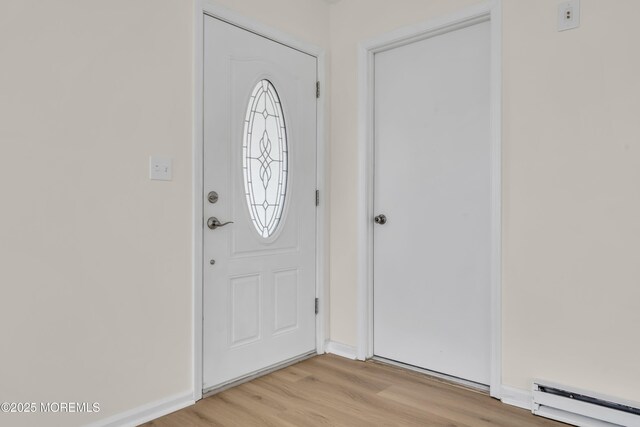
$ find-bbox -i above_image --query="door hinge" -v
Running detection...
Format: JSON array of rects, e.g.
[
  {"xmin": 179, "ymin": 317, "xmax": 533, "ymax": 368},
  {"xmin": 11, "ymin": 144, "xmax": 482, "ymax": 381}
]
[
  {"xmin": 315, "ymin": 189, "xmax": 320, "ymax": 206},
  {"xmin": 315, "ymin": 298, "xmax": 319, "ymax": 315},
  {"xmin": 316, "ymin": 81, "xmax": 320, "ymax": 98}
]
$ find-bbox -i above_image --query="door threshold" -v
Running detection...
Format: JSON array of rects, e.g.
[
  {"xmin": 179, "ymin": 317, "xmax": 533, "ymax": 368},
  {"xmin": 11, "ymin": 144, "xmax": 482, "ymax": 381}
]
[
  {"xmin": 371, "ymin": 356, "xmax": 489, "ymax": 394},
  {"xmin": 202, "ymin": 351, "xmax": 317, "ymax": 398}
]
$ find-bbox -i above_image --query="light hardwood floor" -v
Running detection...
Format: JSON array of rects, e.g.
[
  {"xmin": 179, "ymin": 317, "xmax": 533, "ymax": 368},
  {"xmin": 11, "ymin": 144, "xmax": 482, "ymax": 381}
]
[{"xmin": 143, "ymin": 355, "xmax": 566, "ymax": 426}]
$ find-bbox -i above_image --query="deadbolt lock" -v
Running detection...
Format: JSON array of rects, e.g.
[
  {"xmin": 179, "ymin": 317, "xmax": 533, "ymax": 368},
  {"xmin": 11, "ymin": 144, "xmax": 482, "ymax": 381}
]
[{"xmin": 207, "ymin": 191, "xmax": 219, "ymax": 204}]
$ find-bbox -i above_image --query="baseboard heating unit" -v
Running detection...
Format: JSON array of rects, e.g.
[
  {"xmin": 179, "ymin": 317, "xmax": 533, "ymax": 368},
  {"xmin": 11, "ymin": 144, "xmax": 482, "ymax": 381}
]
[{"xmin": 532, "ymin": 380, "xmax": 640, "ymax": 427}]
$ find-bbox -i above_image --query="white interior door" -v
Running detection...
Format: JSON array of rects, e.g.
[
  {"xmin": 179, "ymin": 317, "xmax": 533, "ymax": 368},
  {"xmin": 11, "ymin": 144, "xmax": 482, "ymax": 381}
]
[
  {"xmin": 203, "ymin": 16, "xmax": 317, "ymax": 391},
  {"xmin": 373, "ymin": 20, "xmax": 491, "ymax": 385}
]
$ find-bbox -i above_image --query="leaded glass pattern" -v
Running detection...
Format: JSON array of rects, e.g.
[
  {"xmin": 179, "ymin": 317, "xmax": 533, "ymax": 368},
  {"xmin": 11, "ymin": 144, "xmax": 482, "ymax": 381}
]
[{"xmin": 242, "ymin": 80, "xmax": 289, "ymax": 238}]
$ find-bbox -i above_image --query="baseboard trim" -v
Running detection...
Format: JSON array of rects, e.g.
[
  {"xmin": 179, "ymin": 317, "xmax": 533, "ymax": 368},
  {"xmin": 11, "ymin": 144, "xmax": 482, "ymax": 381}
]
[
  {"xmin": 86, "ymin": 390, "xmax": 194, "ymax": 427},
  {"xmin": 324, "ymin": 340, "xmax": 358, "ymax": 360},
  {"xmin": 501, "ymin": 385, "xmax": 533, "ymax": 411}
]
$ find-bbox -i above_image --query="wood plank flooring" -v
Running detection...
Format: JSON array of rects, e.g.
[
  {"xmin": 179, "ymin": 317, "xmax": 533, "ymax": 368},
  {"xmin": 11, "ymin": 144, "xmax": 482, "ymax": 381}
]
[{"xmin": 143, "ymin": 355, "xmax": 566, "ymax": 426}]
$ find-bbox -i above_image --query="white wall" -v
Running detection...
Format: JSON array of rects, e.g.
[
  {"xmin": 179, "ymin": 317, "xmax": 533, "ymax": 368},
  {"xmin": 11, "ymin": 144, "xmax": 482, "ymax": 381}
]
[
  {"xmin": 0, "ymin": 1, "xmax": 194, "ymax": 425},
  {"xmin": 2, "ymin": 0, "xmax": 639, "ymax": 424},
  {"xmin": 501, "ymin": 0, "xmax": 640, "ymax": 401},
  {"xmin": 328, "ymin": 0, "xmax": 640, "ymax": 403},
  {"xmin": 0, "ymin": 0, "xmax": 328, "ymax": 425}
]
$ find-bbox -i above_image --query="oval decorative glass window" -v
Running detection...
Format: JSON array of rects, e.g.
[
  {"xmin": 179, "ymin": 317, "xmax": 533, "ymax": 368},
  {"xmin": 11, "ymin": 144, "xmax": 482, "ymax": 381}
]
[{"xmin": 242, "ymin": 80, "xmax": 289, "ymax": 238}]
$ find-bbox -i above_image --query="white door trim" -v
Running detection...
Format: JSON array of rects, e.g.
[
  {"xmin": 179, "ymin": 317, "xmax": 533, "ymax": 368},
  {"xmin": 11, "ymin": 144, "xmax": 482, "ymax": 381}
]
[
  {"xmin": 356, "ymin": 0, "xmax": 503, "ymax": 398},
  {"xmin": 193, "ymin": 0, "xmax": 328, "ymax": 401}
]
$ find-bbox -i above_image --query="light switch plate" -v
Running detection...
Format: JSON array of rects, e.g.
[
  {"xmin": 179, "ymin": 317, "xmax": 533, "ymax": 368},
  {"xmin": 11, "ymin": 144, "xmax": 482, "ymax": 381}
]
[
  {"xmin": 149, "ymin": 156, "xmax": 172, "ymax": 181},
  {"xmin": 558, "ymin": 0, "xmax": 580, "ymax": 32}
]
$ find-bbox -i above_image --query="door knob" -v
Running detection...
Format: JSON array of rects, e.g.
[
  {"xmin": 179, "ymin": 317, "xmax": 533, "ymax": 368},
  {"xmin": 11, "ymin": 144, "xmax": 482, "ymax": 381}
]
[
  {"xmin": 374, "ymin": 214, "xmax": 387, "ymax": 225},
  {"xmin": 207, "ymin": 217, "xmax": 234, "ymax": 230}
]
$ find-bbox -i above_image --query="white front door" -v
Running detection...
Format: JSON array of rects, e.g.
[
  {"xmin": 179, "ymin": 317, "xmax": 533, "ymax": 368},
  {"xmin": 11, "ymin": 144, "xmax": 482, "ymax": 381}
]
[
  {"xmin": 373, "ymin": 20, "xmax": 491, "ymax": 385},
  {"xmin": 203, "ymin": 16, "xmax": 317, "ymax": 391}
]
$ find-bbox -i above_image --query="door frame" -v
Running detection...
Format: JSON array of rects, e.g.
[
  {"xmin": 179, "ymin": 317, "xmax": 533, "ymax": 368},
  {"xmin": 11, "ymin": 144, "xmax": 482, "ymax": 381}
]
[
  {"xmin": 356, "ymin": 0, "xmax": 503, "ymax": 398},
  {"xmin": 193, "ymin": 0, "xmax": 328, "ymax": 401}
]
